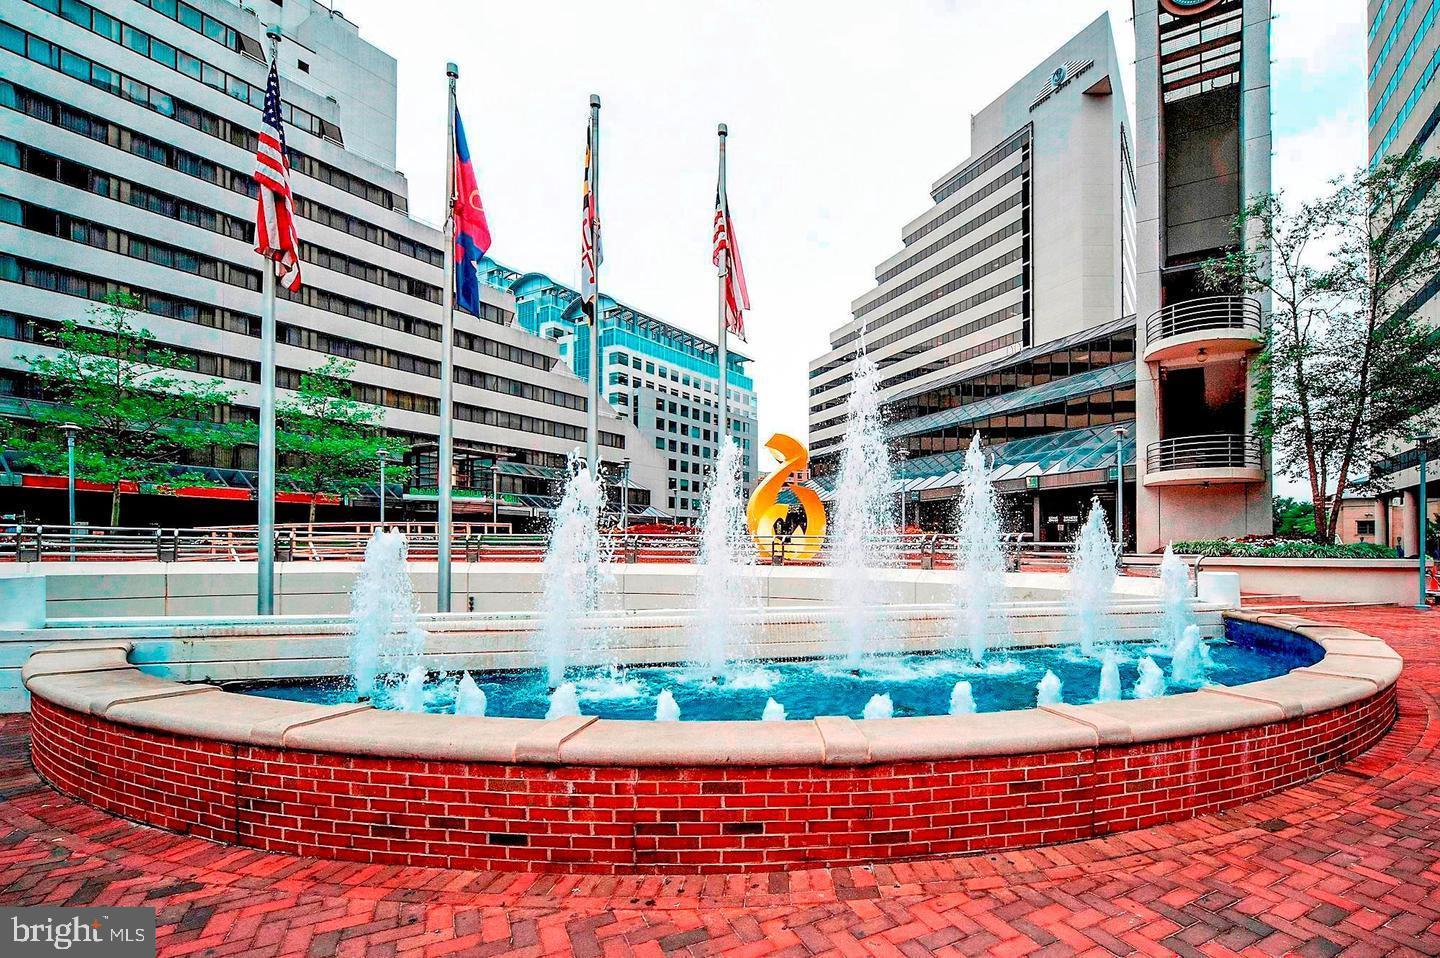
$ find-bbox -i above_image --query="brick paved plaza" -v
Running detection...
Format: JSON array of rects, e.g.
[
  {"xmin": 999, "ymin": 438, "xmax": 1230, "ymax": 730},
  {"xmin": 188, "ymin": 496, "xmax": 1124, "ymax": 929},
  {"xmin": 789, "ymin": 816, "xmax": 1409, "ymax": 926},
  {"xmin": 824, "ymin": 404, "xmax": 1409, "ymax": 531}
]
[{"xmin": 0, "ymin": 606, "xmax": 1433, "ymax": 957}]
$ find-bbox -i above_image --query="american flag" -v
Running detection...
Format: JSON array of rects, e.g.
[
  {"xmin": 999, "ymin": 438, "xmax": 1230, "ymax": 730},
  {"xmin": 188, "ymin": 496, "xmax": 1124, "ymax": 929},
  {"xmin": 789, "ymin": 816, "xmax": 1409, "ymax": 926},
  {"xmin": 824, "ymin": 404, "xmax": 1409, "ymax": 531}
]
[
  {"xmin": 713, "ymin": 188, "xmax": 749, "ymax": 340},
  {"xmin": 253, "ymin": 59, "xmax": 302, "ymax": 291},
  {"xmin": 579, "ymin": 125, "xmax": 601, "ymax": 323}
]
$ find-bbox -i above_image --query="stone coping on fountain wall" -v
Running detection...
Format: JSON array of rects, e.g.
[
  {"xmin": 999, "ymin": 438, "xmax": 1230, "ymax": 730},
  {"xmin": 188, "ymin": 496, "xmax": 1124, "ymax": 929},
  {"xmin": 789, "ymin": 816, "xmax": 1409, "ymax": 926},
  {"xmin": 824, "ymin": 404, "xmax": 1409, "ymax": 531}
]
[{"xmin": 20, "ymin": 612, "xmax": 1401, "ymax": 873}]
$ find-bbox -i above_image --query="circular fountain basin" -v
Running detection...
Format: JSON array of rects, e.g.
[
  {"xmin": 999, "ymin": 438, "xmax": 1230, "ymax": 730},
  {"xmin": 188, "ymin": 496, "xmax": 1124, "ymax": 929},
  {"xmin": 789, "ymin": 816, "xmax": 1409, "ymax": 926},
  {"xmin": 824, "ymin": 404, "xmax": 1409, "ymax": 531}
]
[{"xmin": 21, "ymin": 610, "xmax": 1399, "ymax": 874}]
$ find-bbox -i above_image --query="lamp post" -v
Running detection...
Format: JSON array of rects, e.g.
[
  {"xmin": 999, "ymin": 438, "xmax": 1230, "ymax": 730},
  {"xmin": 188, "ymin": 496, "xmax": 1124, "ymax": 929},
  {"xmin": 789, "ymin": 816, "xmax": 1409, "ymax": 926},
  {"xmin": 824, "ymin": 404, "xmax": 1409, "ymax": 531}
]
[
  {"xmin": 1417, "ymin": 435, "xmax": 1433, "ymax": 610},
  {"xmin": 491, "ymin": 463, "xmax": 499, "ymax": 532},
  {"xmin": 1114, "ymin": 425, "xmax": 1129, "ymax": 559},
  {"xmin": 620, "ymin": 457, "xmax": 631, "ymax": 531},
  {"xmin": 897, "ymin": 446, "xmax": 910, "ymax": 533},
  {"xmin": 377, "ymin": 448, "xmax": 391, "ymax": 528},
  {"xmin": 59, "ymin": 422, "xmax": 80, "ymax": 561}
]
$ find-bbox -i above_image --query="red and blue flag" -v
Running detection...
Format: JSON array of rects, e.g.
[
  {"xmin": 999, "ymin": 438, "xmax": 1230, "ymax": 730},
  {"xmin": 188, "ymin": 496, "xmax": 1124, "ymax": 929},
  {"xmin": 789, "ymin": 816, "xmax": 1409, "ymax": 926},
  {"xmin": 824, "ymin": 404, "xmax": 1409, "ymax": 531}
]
[{"xmin": 452, "ymin": 107, "xmax": 491, "ymax": 314}]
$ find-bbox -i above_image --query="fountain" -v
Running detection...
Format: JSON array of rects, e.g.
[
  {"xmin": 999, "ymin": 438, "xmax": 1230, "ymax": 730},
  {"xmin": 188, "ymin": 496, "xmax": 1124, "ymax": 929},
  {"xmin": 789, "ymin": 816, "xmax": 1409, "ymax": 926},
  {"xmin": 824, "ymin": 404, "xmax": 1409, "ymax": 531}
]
[
  {"xmin": 949, "ymin": 681, "xmax": 976, "ymax": 715},
  {"xmin": 826, "ymin": 340, "xmax": 898, "ymax": 666},
  {"xmin": 1134, "ymin": 656, "xmax": 1165, "ymax": 698},
  {"xmin": 1068, "ymin": 498, "xmax": 1116, "ymax": 657},
  {"xmin": 762, "ymin": 698, "xmax": 787, "ymax": 721},
  {"xmin": 454, "ymin": 672, "xmax": 487, "ymax": 716},
  {"xmin": 863, "ymin": 693, "xmax": 894, "ymax": 720},
  {"xmin": 689, "ymin": 438, "xmax": 757, "ymax": 674},
  {"xmin": 655, "ymin": 689, "xmax": 680, "ymax": 722},
  {"xmin": 348, "ymin": 530, "xmax": 426, "ymax": 698},
  {"xmin": 1157, "ymin": 544, "xmax": 1194, "ymax": 651},
  {"xmin": 952, "ymin": 433, "xmax": 1011, "ymax": 661},
  {"xmin": 1171, "ymin": 624, "xmax": 1210, "ymax": 685},
  {"xmin": 535, "ymin": 462, "xmax": 609, "ymax": 686},
  {"xmin": 1096, "ymin": 649, "xmax": 1121, "ymax": 702},
  {"xmin": 546, "ymin": 682, "xmax": 582, "ymax": 719},
  {"xmin": 1036, "ymin": 670, "xmax": 1063, "ymax": 706},
  {"xmin": 394, "ymin": 665, "xmax": 427, "ymax": 712}
]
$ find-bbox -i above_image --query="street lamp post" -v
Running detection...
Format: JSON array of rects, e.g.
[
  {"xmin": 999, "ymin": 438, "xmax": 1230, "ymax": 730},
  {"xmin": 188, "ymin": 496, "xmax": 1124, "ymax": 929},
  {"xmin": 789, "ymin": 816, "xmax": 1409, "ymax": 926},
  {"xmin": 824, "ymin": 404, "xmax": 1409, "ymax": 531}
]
[
  {"xmin": 1417, "ymin": 435, "xmax": 1433, "ymax": 610},
  {"xmin": 897, "ymin": 447, "xmax": 910, "ymax": 533},
  {"xmin": 377, "ymin": 449, "xmax": 391, "ymax": 528},
  {"xmin": 621, "ymin": 457, "xmax": 631, "ymax": 531},
  {"xmin": 1114, "ymin": 425, "xmax": 1129, "ymax": 559},
  {"xmin": 59, "ymin": 422, "xmax": 80, "ymax": 561}
]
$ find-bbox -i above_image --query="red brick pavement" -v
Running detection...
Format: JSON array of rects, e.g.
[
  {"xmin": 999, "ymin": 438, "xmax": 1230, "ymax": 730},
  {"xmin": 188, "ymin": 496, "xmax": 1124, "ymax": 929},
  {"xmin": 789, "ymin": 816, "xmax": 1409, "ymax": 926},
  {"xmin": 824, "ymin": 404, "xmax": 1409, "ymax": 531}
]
[{"xmin": 1, "ymin": 605, "xmax": 1437, "ymax": 957}]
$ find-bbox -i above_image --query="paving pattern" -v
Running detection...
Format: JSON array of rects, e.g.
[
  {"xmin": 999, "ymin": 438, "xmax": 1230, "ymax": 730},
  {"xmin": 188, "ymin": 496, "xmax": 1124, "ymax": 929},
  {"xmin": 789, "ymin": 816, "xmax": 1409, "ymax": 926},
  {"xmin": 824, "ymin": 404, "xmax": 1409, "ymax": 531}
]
[{"xmin": 0, "ymin": 605, "xmax": 1436, "ymax": 957}]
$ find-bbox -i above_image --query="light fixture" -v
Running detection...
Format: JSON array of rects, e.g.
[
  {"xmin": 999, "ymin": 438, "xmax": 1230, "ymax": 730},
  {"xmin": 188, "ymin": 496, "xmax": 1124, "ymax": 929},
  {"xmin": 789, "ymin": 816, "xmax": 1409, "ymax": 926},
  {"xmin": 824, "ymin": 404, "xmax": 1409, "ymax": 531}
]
[{"xmin": 1196, "ymin": 347, "xmax": 1209, "ymax": 365}]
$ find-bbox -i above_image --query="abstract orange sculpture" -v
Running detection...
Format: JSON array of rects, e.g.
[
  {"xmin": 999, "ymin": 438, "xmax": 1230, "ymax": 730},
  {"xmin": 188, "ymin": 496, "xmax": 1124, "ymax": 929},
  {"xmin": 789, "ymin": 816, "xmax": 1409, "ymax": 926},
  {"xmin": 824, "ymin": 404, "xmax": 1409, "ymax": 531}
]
[{"xmin": 746, "ymin": 433, "xmax": 827, "ymax": 561}]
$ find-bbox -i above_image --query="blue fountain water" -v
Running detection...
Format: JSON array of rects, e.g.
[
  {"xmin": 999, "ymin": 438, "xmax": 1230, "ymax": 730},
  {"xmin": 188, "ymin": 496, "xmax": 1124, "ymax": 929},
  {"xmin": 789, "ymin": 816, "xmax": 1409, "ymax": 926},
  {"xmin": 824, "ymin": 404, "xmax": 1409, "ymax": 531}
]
[{"xmin": 231, "ymin": 619, "xmax": 1321, "ymax": 721}]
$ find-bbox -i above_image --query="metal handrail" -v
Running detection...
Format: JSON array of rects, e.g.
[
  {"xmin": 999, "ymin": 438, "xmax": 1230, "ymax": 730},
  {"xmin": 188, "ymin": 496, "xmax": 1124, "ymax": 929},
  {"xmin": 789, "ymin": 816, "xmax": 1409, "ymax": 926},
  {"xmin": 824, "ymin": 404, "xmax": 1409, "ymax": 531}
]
[
  {"xmin": 1144, "ymin": 295, "xmax": 1262, "ymax": 343},
  {"xmin": 1145, "ymin": 433, "xmax": 1263, "ymax": 473}
]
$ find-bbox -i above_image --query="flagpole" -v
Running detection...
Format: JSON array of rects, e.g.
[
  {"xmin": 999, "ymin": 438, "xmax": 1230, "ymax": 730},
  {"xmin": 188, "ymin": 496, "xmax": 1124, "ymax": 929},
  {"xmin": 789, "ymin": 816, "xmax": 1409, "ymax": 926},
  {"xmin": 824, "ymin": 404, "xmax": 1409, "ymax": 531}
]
[
  {"xmin": 438, "ymin": 62, "xmax": 458, "ymax": 613},
  {"xmin": 257, "ymin": 23, "xmax": 282, "ymax": 616},
  {"xmin": 586, "ymin": 94, "xmax": 602, "ymax": 477},
  {"xmin": 716, "ymin": 123, "xmax": 729, "ymax": 459}
]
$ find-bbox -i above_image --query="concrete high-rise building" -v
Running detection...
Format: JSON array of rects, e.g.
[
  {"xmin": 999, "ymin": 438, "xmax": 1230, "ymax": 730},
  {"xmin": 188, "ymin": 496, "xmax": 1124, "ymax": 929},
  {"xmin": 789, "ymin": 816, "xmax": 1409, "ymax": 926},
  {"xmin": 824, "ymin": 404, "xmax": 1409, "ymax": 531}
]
[
  {"xmin": 479, "ymin": 258, "xmax": 758, "ymax": 524},
  {"xmin": 1131, "ymin": 0, "xmax": 1274, "ymax": 551},
  {"xmin": 806, "ymin": 14, "xmax": 1139, "ymax": 542},
  {"xmin": 0, "ymin": 0, "xmax": 665, "ymax": 526}
]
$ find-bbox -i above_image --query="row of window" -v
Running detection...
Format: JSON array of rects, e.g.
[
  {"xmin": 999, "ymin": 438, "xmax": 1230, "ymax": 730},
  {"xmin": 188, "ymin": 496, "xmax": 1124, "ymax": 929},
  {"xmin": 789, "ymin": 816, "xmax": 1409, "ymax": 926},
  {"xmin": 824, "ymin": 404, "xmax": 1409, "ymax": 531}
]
[
  {"xmin": 1369, "ymin": 0, "xmax": 1438, "ymax": 132},
  {"xmin": 820, "ymin": 274, "xmax": 1025, "ymax": 384},
  {"xmin": 132, "ymin": 0, "xmax": 263, "ymax": 60},
  {"xmin": 453, "ymin": 403, "xmax": 624, "ymax": 450},
  {"xmin": 0, "ymin": 310, "xmax": 259, "ymax": 382},
  {"xmin": 1372, "ymin": 42, "xmax": 1440, "ymax": 166},
  {"xmin": 810, "ymin": 306, "xmax": 1025, "ymax": 417},
  {"xmin": 844, "ymin": 247, "xmax": 1024, "ymax": 346},
  {"xmin": 904, "ymin": 152, "xmax": 1026, "ymax": 248},
  {"xmin": 4, "ymin": 194, "xmax": 263, "ymax": 288},
  {"xmin": 1370, "ymin": 0, "xmax": 1422, "ymax": 87},
  {"xmin": 810, "ymin": 329, "xmax": 1024, "ymax": 435},
  {"xmin": 857, "ymin": 221, "xmax": 1023, "ymax": 321},
  {"xmin": 0, "ymin": 24, "xmax": 401, "ymax": 212},
  {"xmin": 874, "ymin": 192, "xmax": 1023, "ymax": 290},
  {"xmin": 0, "ymin": 82, "xmax": 439, "ymax": 266},
  {"xmin": 452, "ymin": 329, "xmax": 555, "ymax": 375},
  {"xmin": 894, "ymin": 386, "xmax": 1137, "ymax": 457},
  {"xmin": 926, "ymin": 127, "xmax": 1030, "ymax": 210},
  {"xmin": 454, "ymin": 367, "xmax": 586, "ymax": 413}
]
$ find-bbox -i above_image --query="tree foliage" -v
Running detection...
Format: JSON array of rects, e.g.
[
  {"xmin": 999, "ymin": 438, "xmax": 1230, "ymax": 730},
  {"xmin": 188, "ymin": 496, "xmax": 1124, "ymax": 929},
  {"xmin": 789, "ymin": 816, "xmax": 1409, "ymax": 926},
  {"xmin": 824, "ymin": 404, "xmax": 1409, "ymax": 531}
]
[
  {"xmin": 1202, "ymin": 152, "xmax": 1440, "ymax": 542},
  {"xmin": 264, "ymin": 357, "xmax": 409, "ymax": 522},
  {"xmin": 1271, "ymin": 496, "xmax": 1317, "ymax": 538},
  {"xmin": 21, "ymin": 292, "xmax": 240, "ymax": 525}
]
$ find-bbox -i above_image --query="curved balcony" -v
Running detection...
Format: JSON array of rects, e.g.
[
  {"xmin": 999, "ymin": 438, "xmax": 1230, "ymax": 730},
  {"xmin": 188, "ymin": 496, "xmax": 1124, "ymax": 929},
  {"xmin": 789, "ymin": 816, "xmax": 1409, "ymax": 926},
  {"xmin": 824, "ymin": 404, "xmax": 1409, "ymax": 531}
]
[
  {"xmin": 1143, "ymin": 296, "xmax": 1263, "ymax": 363},
  {"xmin": 1143, "ymin": 433, "xmax": 1265, "ymax": 487}
]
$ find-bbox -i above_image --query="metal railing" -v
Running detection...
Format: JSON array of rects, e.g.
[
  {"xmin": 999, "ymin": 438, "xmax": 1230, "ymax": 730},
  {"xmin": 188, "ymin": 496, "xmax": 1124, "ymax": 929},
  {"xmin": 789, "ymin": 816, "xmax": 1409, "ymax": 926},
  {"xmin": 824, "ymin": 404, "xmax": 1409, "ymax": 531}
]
[
  {"xmin": 1144, "ymin": 295, "xmax": 1262, "ymax": 344},
  {"xmin": 1145, "ymin": 433, "xmax": 1263, "ymax": 473},
  {"xmin": 0, "ymin": 523, "xmax": 1079, "ymax": 568}
]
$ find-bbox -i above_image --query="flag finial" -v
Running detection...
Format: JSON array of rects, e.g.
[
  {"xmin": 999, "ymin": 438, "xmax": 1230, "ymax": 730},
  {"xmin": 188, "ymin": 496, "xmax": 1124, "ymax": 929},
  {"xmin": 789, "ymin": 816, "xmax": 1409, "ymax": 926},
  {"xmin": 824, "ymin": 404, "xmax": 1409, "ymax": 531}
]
[
  {"xmin": 446, "ymin": 62, "xmax": 459, "ymax": 79},
  {"xmin": 718, "ymin": 123, "xmax": 728, "ymax": 136},
  {"xmin": 265, "ymin": 24, "xmax": 282, "ymax": 41},
  {"xmin": 590, "ymin": 94, "xmax": 601, "ymax": 108}
]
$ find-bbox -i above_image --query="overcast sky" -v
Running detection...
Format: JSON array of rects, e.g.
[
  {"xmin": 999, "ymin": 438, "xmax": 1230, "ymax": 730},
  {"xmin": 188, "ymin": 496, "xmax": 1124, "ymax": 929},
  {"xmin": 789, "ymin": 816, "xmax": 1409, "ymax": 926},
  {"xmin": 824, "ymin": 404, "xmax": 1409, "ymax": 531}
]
[{"xmin": 341, "ymin": 0, "xmax": 1366, "ymax": 459}]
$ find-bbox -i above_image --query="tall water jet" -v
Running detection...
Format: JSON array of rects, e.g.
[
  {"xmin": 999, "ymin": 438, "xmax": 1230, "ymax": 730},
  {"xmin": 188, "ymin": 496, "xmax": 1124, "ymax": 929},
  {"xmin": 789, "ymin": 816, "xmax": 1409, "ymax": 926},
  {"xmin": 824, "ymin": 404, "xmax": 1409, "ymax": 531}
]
[
  {"xmin": 1068, "ymin": 498, "xmax": 1117, "ymax": 657},
  {"xmin": 1134, "ymin": 656, "xmax": 1166, "ymax": 698},
  {"xmin": 349, "ymin": 530, "xmax": 426, "ymax": 699},
  {"xmin": 762, "ymin": 698, "xmax": 787, "ymax": 721},
  {"xmin": 1036, "ymin": 670, "xmax": 1063, "ymax": 706},
  {"xmin": 949, "ymin": 681, "xmax": 976, "ymax": 715},
  {"xmin": 1096, "ymin": 649, "xmax": 1121, "ymax": 702},
  {"xmin": 863, "ymin": 693, "xmax": 894, "ymax": 720},
  {"xmin": 1157, "ymin": 544, "xmax": 1194, "ymax": 652},
  {"xmin": 655, "ymin": 690, "xmax": 680, "ymax": 722},
  {"xmin": 1171, "ymin": 624, "xmax": 1210, "ymax": 685},
  {"xmin": 952, "ymin": 433, "xmax": 1011, "ymax": 661},
  {"xmin": 395, "ymin": 665, "xmax": 427, "ymax": 712},
  {"xmin": 535, "ymin": 461, "xmax": 609, "ymax": 687},
  {"xmin": 826, "ymin": 341, "xmax": 897, "ymax": 666},
  {"xmin": 546, "ymin": 682, "xmax": 581, "ymax": 719},
  {"xmin": 454, "ymin": 672, "xmax": 487, "ymax": 716},
  {"xmin": 688, "ymin": 438, "xmax": 757, "ymax": 674}
]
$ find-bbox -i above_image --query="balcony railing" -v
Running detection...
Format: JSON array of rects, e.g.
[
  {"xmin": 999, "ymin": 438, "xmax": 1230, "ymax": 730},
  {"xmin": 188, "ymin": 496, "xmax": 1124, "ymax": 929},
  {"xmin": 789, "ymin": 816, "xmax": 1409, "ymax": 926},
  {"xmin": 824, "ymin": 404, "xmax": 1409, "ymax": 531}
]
[
  {"xmin": 1145, "ymin": 434, "xmax": 1263, "ymax": 474},
  {"xmin": 1145, "ymin": 295, "xmax": 1262, "ymax": 344}
]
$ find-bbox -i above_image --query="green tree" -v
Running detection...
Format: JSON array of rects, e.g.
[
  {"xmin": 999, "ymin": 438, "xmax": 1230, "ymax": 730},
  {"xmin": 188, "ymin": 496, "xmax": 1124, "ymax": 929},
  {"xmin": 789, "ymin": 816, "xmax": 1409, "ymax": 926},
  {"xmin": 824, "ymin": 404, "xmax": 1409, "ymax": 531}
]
[
  {"xmin": 1202, "ymin": 152, "xmax": 1440, "ymax": 542},
  {"xmin": 22, "ymin": 292, "xmax": 240, "ymax": 526},
  {"xmin": 1271, "ymin": 495, "xmax": 1316, "ymax": 538},
  {"xmin": 268, "ymin": 357, "xmax": 409, "ymax": 523}
]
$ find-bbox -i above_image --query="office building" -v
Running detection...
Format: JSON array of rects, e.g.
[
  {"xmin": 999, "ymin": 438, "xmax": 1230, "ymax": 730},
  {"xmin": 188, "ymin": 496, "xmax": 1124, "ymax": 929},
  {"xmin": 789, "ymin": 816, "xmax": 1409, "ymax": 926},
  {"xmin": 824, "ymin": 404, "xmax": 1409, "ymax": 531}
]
[
  {"xmin": 1131, "ymin": 0, "xmax": 1274, "ymax": 551},
  {"xmin": 479, "ymin": 258, "xmax": 758, "ymax": 523},
  {"xmin": 806, "ymin": 14, "xmax": 1139, "ymax": 542},
  {"xmin": 0, "ymin": 0, "xmax": 665, "ymax": 526}
]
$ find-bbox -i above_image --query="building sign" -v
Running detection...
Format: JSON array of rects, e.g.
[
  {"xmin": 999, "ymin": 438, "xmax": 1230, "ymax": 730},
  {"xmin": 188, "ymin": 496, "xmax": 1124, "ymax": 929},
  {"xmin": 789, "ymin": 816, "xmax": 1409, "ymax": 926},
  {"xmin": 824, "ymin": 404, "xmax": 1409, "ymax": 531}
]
[
  {"xmin": 1160, "ymin": 0, "xmax": 1226, "ymax": 15},
  {"xmin": 1029, "ymin": 58, "xmax": 1095, "ymax": 112}
]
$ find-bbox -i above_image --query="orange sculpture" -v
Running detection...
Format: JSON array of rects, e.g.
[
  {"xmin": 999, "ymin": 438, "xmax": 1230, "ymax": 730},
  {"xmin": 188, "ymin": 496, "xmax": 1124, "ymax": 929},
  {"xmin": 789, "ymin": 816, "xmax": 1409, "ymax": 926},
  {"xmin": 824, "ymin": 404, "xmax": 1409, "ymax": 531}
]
[{"xmin": 746, "ymin": 433, "xmax": 827, "ymax": 561}]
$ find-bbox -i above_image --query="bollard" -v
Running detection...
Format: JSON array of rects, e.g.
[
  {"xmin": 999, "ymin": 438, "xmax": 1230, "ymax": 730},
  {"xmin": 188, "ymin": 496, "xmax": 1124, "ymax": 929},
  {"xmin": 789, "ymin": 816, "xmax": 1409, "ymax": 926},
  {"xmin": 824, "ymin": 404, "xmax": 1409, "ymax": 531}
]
[
  {"xmin": 156, "ymin": 529, "xmax": 178, "ymax": 562},
  {"xmin": 275, "ymin": 530, "xmax": 294, "ymax": 563}
]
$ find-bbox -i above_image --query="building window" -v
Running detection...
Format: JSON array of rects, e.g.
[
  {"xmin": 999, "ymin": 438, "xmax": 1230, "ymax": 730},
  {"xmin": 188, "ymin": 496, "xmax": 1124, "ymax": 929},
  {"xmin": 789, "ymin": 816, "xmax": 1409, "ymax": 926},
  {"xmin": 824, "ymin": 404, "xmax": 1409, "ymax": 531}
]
[{"xmin": 1356, "ymin": 519, "xmax": 1376, "ymax": 537}]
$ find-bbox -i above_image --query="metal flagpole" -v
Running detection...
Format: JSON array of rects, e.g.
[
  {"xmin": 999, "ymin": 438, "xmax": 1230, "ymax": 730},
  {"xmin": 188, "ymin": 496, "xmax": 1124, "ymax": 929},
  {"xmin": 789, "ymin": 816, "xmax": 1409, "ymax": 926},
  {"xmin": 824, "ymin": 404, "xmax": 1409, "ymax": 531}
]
[
  {"xmin": 585, "ymin": 94, "xmax": 602, "ymax": 476},
  {"xmin": 716, "ymin": 123, "xmax": 729, "ymax": 458},
  {"xmin": 256, "ymin": 24, "xmax": 282, "ymax": 616},
  {"xmin": 438, "ymin": 63, "xmax": 458, "ymax": 613}
]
